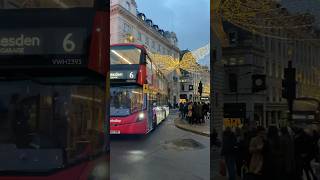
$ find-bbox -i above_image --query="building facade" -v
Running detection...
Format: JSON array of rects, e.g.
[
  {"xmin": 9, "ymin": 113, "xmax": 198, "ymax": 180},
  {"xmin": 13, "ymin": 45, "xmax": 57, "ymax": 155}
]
[
  {"xmin": 179, "ymin": 50, "xmax": 210, "ymax": 103},
  {"xmin": 110, "ymin": 0, "xmax": 180, "ymax": 106},
  {"xmin": 222, "ymin": 11, "xmax": 320, "ymax": 127}
]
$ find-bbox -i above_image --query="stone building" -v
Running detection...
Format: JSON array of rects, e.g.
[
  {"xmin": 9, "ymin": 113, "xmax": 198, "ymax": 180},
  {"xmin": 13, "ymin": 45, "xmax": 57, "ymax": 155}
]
[
  {"xmin": 222, "ymin": 9, "xmax": 320, "ymax": 127},
  {"xmin": 110, "ymin": 0, "xmax": 180, "ymax": 106}
]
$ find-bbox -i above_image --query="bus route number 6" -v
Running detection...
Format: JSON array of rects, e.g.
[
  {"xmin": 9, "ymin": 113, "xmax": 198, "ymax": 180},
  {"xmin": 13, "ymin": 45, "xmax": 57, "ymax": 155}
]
[
  {"xmin": 129, "ymin": 72, "xmax": 134, "ymax": 79},
  {"xmin": 63, "ymin": 33, "xmax": 76, "ymax": 53}
]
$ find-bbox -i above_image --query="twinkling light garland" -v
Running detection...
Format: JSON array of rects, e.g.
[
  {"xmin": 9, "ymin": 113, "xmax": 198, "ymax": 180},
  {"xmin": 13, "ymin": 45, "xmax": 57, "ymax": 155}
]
[
  {"xmin": 191, "ymin": 43, "xmax": 210, "ymax": 62},
  {"xmin": 148, "ymin": 43, "xmax": 210, "ymax": 76},
  {"xmin": 219, "ymin": 0, "xmax": 320, "ymax": 42}
]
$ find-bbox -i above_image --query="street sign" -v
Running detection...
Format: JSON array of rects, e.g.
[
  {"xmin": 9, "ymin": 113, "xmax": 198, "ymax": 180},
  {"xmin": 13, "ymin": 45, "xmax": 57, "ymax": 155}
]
[{"xmin": 143, "ymin": 84, "xmax": 149, "ymax": 93}]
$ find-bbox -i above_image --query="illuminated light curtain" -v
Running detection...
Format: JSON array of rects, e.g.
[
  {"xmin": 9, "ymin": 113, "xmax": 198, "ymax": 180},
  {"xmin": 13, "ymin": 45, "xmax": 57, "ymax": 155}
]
[{"xmin": 220, "ymin": 0, "xmax": 320, "ymax": 42}]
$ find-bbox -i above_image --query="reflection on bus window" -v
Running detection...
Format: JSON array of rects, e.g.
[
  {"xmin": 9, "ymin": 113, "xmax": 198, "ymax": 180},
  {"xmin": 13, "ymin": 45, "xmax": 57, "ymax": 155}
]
[
  {"xmin": 0, "ymin": 0, "xmax": 94, "ymax": 9},
  {"xmin": 110, "ymin": 46, "xmax": 141, "ymax": 65},
  {"xmin": 0, "ymin": 76, "xmax": 106, "ymax": 172},
  {"xmin": 110, "ymin": 86, "xmax": 143, "ymax": 116}
]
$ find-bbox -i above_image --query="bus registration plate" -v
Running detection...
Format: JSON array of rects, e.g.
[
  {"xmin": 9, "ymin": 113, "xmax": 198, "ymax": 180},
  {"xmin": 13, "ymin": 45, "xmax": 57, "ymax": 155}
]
[{"xmin": 110, "ymin": 130, "xmax": 120, "ymax": 134}]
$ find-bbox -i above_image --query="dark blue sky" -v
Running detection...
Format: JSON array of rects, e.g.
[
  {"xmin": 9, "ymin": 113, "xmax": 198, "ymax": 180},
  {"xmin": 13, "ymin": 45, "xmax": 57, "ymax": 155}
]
[{"xmin": 135, "ymin": 0, "xmax": 210, "ymax": 65}]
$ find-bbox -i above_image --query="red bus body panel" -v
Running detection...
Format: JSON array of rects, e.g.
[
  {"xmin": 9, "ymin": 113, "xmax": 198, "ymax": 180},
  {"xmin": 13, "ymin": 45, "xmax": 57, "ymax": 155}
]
[
  {"xmin": 137, "ymin": 65, "xmax": 146, "ymax": 85},
  {"xmin": 0, "ymin": 156, "xmax": 108, "ymax": 180},
  {"xmin": 110, "ymin": 111, "xmax": 148, "ymax": 134},
  {"xmin": 88, "ymin": 11, "xmax": 109, "ymax": 76}
]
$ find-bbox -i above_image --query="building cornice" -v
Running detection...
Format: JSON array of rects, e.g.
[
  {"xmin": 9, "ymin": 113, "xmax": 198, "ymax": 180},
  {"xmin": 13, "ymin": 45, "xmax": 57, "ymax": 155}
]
[{"xmin": 110, "ymin": 4, "xmax": 179, "ymax": 52}]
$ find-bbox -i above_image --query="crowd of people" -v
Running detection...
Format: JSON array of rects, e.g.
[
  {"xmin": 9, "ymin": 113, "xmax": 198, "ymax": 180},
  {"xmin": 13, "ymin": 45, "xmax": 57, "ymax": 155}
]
[
  {"xmin": 178, "ymin": 101, "xmax": 210, "ymax": 124},
  {"xmin": 220, "ymin": 125, "xmax": 320, "ymax": 180}
]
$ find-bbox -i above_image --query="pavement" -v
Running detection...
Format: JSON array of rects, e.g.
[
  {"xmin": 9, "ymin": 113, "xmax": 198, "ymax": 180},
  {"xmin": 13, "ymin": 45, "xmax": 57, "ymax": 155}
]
[
  {"xmin": 110, "ymin": 111, "xmax": 210, "ymax": 180},
  {"xmin": 211, "ymin": 146, "xmax": 221, "ymax": 180},
  {"xmin": 174, "ymin": 113, "xmax": 210, "ymax": 137}
]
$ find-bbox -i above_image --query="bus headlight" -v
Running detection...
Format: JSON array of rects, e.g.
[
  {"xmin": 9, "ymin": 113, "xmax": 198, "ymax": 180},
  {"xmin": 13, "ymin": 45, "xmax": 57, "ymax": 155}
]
[{"xmin": 137, "ymin": 112, "xmax": 144, "ymax": 121}]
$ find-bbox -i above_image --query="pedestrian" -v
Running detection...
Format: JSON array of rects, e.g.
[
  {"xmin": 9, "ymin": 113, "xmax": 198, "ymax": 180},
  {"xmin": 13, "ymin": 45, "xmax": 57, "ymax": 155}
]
[
  {"xmin": 179, "ymin": 102, "xmax": 184, "ymax": 118},
  {"xmin": 247, "ymin": 126, "xmax": 266, "ymax": 180},
  {"xmin": 221, "ymin": 127, "xmax": 238, "ymax": 180},
  {"xmin": 203, "ymin": 102, "xmax": 208, "ymax": 123},
  {"xmin": 197, "ymin": 102, "xmax": 203, "ymax": 124},
  {"xmin": 302, "ymin": 128, "xmax": 318, "ymax": 180},
  {"xmin": 239, "ymin": 128, "xmax": 250, "ymax": 180},
  {"xmin": 264, "ymin": 126, "xmax": 282, "ymax": 180},
  {"xmin": 192, "ymin": 102, "xmax": 198, "ymax": 124},
  {"xmin": 187, "ymin": 102, "xmax": 193, "ymax": 124},
  {"xmin": 234, "ymin": 127, "xmax": 243, "ymax": 178},
  {"xmin": 294, "ymin": 127, "xmax": 306, "ymax": 180},
  {"xmin": 183, "ymin": 101, "xmax": 188, "ymax": 120},
  {"xmin": 279, "ymin": 127, "xmax": 295, "ymax": 180}
]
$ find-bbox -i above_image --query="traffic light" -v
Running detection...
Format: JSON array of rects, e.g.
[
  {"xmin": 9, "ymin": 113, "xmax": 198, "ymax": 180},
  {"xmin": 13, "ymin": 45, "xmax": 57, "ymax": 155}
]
[
  {"xmin": 198, "ymin": 81, "xmax": 203, "ymax": 96},
  {"xmin": 252, "ymin": 74, "xmax": 266, "ymax": 93},
  {"xmin": 282, "ymin": 79, "xmax": 289, "ymax": 98},
  {"xmin": 282, "ymin": 63, "xmax": 296, "ymax": 99}
]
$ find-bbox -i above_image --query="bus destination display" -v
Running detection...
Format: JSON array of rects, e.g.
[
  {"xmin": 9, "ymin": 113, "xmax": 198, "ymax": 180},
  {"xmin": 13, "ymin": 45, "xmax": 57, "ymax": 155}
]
[{"xmin": 0, "ymin": 28, "xmax": 86, "ymax": 55}]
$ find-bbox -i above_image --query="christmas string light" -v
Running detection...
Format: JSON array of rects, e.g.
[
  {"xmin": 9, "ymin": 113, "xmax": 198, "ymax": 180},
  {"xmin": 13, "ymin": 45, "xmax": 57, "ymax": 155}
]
[
  {"xmin": 148, "ymin": 42, "xmax": 211, "ymax": 77},
  {"xmin": 218, "ymin": 0, "xmax": 320, "ymax": 42}
]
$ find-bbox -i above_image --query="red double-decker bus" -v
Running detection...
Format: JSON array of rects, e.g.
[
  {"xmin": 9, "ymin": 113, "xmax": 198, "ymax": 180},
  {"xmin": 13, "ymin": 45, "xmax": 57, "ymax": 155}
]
[
  {"xmin": 0, "ymin": 0, "xmax": 109, "ymax": 179},
  {"xmin": 110, "ymin": 43, "xmax": 169, "ymax": 135}
]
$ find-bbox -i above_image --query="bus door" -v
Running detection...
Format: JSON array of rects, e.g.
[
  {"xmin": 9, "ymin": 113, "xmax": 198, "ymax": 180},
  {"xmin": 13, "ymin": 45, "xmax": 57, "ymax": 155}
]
[
  {"xmin": 144, "ymin": 93, "xmax": 151, "ymax": 131},
  {"xmin": 147, "ymin": 93, "xmax": 154, "ymax": 129}
]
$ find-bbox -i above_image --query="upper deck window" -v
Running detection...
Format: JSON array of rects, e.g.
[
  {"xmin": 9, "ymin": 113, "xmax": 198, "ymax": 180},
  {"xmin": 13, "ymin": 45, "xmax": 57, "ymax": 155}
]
[{"xmin": 111, "ymin": 45, "xmax": 142, "ymax": 65}]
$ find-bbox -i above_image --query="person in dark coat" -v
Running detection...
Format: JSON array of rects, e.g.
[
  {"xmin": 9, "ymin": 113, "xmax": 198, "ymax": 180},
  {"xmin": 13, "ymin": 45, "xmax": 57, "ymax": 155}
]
[
  {"xmin": 302, "ymin": 129, "xmax": 318, "ymax": 180},
  {"xmin": 265, "ymin": 126, "xmax": 282, "ymax": 180},
  {"xmin": 179, "ymin": 102, "xmax": 184, "ymax": 118},
  {"xmin": 197, "ymin": 102, "xmax": 203, "ymax": 124},
  {"xmin": 279, "ymin": 127, "xmax": 295, "ymax": 180},
  {"xmin": 192, "ymin": 102, "xmax": 198, "ymax": 124},
  {"xmin": 183, "ymin": 102, "xmax": 188, "ymax": 120},
  {"xmin": 234, "ymin": 127, "xmax": 243, "ymax": 178},
  {"xmin": 294, "ymin": 127, "xmax": 306, "ymax": 180},
  {"xmin": 221, "ymin": 127, "xmax": 237, "ymax": 180}
]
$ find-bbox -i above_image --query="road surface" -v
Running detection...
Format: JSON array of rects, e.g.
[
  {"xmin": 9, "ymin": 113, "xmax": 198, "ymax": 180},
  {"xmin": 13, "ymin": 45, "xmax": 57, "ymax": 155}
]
[{"xmin": 110, "ymin": 110, "xmax": 210, "ymax": 180}]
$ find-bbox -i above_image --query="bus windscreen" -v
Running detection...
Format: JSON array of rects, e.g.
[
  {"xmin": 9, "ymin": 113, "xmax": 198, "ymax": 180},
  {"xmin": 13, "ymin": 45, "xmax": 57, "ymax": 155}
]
[
  {"xmin": 110, "ymin": 86, "xmax": 144, "ymax": 116},
  {"xmin": 1, "ymin": 0, "xmax": 94, "ymax": 9}
]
